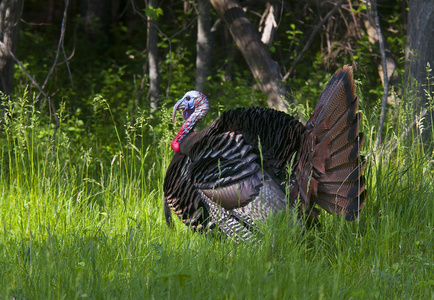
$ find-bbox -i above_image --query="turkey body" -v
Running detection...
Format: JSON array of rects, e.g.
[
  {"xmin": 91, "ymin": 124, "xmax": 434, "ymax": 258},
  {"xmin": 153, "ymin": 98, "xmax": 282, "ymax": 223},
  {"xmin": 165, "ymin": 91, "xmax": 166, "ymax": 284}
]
[{"xmin": 164, "ymin": 66, "xmax": 366, "ymax": 241}]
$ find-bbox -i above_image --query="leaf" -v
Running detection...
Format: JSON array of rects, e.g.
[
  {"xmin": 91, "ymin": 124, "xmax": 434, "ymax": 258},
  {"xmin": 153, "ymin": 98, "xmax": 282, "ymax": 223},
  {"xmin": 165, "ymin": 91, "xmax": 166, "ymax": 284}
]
[{"xmin": 144, "ymin": 6, "xmax": 163, "ymax": 20}]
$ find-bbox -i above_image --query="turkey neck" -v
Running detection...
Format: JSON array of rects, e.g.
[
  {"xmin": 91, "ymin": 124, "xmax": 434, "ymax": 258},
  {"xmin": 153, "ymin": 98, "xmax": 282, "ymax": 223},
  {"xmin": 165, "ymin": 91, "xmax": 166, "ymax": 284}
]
[{"xmin": 179, "ymin": 130, "xmax": 208, "ymax": 155}]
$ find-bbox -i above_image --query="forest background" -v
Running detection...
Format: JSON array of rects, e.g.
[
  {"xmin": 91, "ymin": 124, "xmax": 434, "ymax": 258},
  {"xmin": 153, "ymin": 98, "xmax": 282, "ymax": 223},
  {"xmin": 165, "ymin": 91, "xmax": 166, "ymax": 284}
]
[{"xmin": 0, "ymin": 0, "xmax": 433, "ymax": 298}]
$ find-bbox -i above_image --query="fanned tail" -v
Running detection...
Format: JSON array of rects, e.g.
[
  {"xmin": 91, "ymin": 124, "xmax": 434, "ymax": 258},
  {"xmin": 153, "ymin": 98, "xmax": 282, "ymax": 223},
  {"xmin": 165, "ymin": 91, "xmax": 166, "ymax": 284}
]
[{"xmin": 292, "ymin": 66, "xmax": 366, "ymax": 221}]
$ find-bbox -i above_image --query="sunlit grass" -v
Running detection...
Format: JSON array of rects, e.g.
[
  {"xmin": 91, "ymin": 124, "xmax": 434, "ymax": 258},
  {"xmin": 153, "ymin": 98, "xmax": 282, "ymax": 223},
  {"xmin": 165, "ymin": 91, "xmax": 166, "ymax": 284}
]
[{"xmin": 0, "ymin": 89, "xmax": 433, "ymax": 299}]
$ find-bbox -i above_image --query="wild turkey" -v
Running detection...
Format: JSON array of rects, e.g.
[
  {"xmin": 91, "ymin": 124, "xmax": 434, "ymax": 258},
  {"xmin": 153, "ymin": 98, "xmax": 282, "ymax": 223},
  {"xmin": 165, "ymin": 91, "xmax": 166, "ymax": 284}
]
[{"xmin": 164, "ymin": 66, "xmax": 366, "ymax": 241}]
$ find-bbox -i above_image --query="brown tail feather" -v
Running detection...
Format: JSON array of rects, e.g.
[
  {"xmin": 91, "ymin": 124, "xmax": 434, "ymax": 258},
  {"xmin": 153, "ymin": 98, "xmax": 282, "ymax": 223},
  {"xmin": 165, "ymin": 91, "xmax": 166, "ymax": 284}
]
[
  {"xmin": 312, "ymin": 190, "xmax": 365, "ymax": 221},
  {"xmin": 308, "ymin": 66, "xmax": 357, "ymax": 134},
  {"xmin": 313, "ymin": 193, "xmax": 357, "ymax": 210},
  {"xmin": 293, "ymin": 66, "xmax": 366, "ymax": 220},
  {"xmin": 325, "ymin": 136, "xmax": 365, "ymax": 170},
  {"xmin": 329, "ymin": 120, "xmax": 362, "ymax": 154},
  {"xmin": 317, "ymin": 158, "xmax": 366, "ymax": 182},
  {"xmin": 313, "ymin": 98, "xmax": 358, "ymax": 143},
  {"xmin": 317, "ymin": 179, "xmax": 366, "ymax": 198}
]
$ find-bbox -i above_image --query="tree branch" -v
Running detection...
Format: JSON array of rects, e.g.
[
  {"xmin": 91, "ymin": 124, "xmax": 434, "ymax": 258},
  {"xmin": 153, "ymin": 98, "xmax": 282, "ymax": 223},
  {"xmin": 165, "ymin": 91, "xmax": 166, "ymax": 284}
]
[
  {"xmin": 0, "ymin": 41, "xmax": 45, "ymax": 97},
  {"xmin": 36, "ymin": 0, "xmax": 72, "ymax": 103},
  {"xmin": 282, "ymin": 0, "xmax": 344, "ymax": 81},
  {"xmin": 0, "ymin": 40, "xmax": 60, "ymax": 142}
]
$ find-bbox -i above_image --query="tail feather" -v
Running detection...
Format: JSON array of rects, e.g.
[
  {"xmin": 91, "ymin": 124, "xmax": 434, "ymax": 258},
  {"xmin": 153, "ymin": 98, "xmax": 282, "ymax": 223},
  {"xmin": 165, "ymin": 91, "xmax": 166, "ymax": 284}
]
[
  {"xmin": 308, "ymin": 67, "xmax": 357, "ymax": 134},
  {"xmin": 328, "ymin": 118, "xmax": 361, "ymax": 155},
  {"xmin": 317, "ymin": 179, "xmax": 366, "ymax": 198},
  {"xmin": 312, "ymin": 190, "xmax": 365, "ymax": 221},
  {"xmin": 313, "ymin": 193, "xmax": 355, "ymax": 211},
  {"xmin": 317, "ymin": 158, "xmax": 366, "ymax": 182},
  {"xmin": 325, "ymin": 135, "xmax": 364, "ymax": 170},
  {"xmin": 315, "ymin": 110, "xmax": 357, "ymax": 141},
  {"xmin": 293, "ymin": 65, "xmax": 366, "ymax": 221}
]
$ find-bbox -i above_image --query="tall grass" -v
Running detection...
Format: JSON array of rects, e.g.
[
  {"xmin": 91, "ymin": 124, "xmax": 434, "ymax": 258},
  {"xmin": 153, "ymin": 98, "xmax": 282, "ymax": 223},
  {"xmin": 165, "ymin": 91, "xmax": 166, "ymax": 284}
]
[{"xmin": 0, "ymin": 86, "xmax": 433, "ymax": 299}]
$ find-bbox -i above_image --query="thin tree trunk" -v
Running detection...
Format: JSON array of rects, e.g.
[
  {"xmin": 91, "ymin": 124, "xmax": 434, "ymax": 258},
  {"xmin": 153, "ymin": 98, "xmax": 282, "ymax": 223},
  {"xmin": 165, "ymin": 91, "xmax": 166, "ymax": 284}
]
[
  {"xmin": 363, "ymin": 9, "xmax": 399, "ymax": 88},
  {"xmin": 405, "ymin": 0, "xmax": 434, "ymax": 101},
  {"xmin": 147, "ymin": 0, "xmax": 160, "ymax": 111},
  {"xmin": 370, "ymin": 0, "xmax": 389, "ymax": 153},
  {"xmin": 405, "ymin": 0, "xmax": 434, "ymax": 141},
  {"xmin": 82, "ymin": 0, "xmax": 111, "ymax": 42},
  {"xmin": 0, "ymin": 0, "xmax": 23, "ymax": 95},
  {"xmin": 222, "ymin": 27, "xmax": 235, "ymax": 82},
  {"xmin": 210, "ymin": 0, "xmax": 287, "ymax": 112},
  {"xmin": 195, "ymin": 0, "xmax": 212, "ymax": 92}
]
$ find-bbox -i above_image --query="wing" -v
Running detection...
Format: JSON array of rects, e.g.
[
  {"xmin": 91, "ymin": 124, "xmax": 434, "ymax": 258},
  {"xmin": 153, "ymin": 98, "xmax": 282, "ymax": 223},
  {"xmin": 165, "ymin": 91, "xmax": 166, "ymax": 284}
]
[
  {"xmin": 164, "ymin": 150, "xmax": 260, "ymax": 241},
  {"xmin": 188, "ymin": 131, "xmax": 264, "ymax": 210},
  {"xmin": 186, "ymin": 107, "xmax": 306, "ymax": 215},
  {"xmin": 164, "ymin": 152, "xmax": 210, "ymax": 230}
]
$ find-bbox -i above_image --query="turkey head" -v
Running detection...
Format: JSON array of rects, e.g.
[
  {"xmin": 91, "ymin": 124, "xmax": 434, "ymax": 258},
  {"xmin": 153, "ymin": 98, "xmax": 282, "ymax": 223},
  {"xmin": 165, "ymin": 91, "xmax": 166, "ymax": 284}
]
[{"xmin": 170, "ymin": 90, "xmax": 209, "ymax": 153}]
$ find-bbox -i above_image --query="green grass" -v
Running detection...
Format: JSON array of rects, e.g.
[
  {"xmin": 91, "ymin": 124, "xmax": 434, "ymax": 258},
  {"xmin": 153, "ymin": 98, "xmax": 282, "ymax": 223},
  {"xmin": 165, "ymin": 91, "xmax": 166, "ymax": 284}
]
[{"xmin": 0, "ymin": 91, "xmax": 433, "ymax": 299}]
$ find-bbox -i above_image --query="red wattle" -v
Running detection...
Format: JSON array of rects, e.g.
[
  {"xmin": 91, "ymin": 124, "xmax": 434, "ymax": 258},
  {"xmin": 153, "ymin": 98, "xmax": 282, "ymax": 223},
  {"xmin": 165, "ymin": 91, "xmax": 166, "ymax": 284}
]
[
  {"xmin": 171, "ymin": 127, "xmax": 186, "ymax": 152},
  {"xmin": 171, "ymin": 139, "xmax": 181, "ymax": 152}
]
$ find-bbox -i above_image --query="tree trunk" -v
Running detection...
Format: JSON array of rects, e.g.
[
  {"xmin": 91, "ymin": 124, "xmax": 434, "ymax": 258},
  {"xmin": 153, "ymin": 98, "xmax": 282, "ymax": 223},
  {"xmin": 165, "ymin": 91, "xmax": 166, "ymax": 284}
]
[
  {"xmin": 210, "ymin": 0, "xmax": 287, "ymax": 112},
  {"xmin": 0, "ymin": 0, "xmax": 23, "ymax": 95},
  {"xmin": 195, "ymin": 0, "xmax": 212, "ymax": 92},
  {"xmin": 147, "ymin": 0, "xmax": 160, "ymax": 111},
  {"xmin": 82, "ymin": 0, "xmax": 112, "ymax": 43},
  {"xmin": 405, "ymin": 0, "xmax": 434, "ymax": 140},
  {"xmin": 222, "ymin": 27, "xmax": 235, "ymax": 82}
]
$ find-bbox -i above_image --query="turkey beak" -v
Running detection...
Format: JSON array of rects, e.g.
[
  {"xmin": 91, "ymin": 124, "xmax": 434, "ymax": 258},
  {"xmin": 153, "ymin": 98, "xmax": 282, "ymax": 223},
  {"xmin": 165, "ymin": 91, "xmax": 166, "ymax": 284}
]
[{"xmin": 172, "ymin": 99, "xmax": 185, "ymax": 122}]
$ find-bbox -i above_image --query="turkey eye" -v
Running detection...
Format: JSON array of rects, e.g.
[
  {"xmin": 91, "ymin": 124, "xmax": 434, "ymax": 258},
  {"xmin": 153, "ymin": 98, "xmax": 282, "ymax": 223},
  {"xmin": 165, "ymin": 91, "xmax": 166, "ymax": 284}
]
[{"xmin": 186, "ymin": 96, "xmax": 191, "ymax": 100}]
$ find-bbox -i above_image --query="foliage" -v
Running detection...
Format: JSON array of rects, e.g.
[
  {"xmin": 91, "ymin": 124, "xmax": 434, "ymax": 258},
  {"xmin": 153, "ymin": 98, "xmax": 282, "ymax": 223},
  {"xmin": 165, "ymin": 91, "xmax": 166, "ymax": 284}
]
[
  {"xmin": 13, "ymin": 0, "xmax": 409, "ymax": 160},
  {"xmin": 1, "ymin": 79, "xmax": 433, "ymax": 297},
  {"xmin": 1, "ymin": 0, "xmax": 432, "ymax": 298}
]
